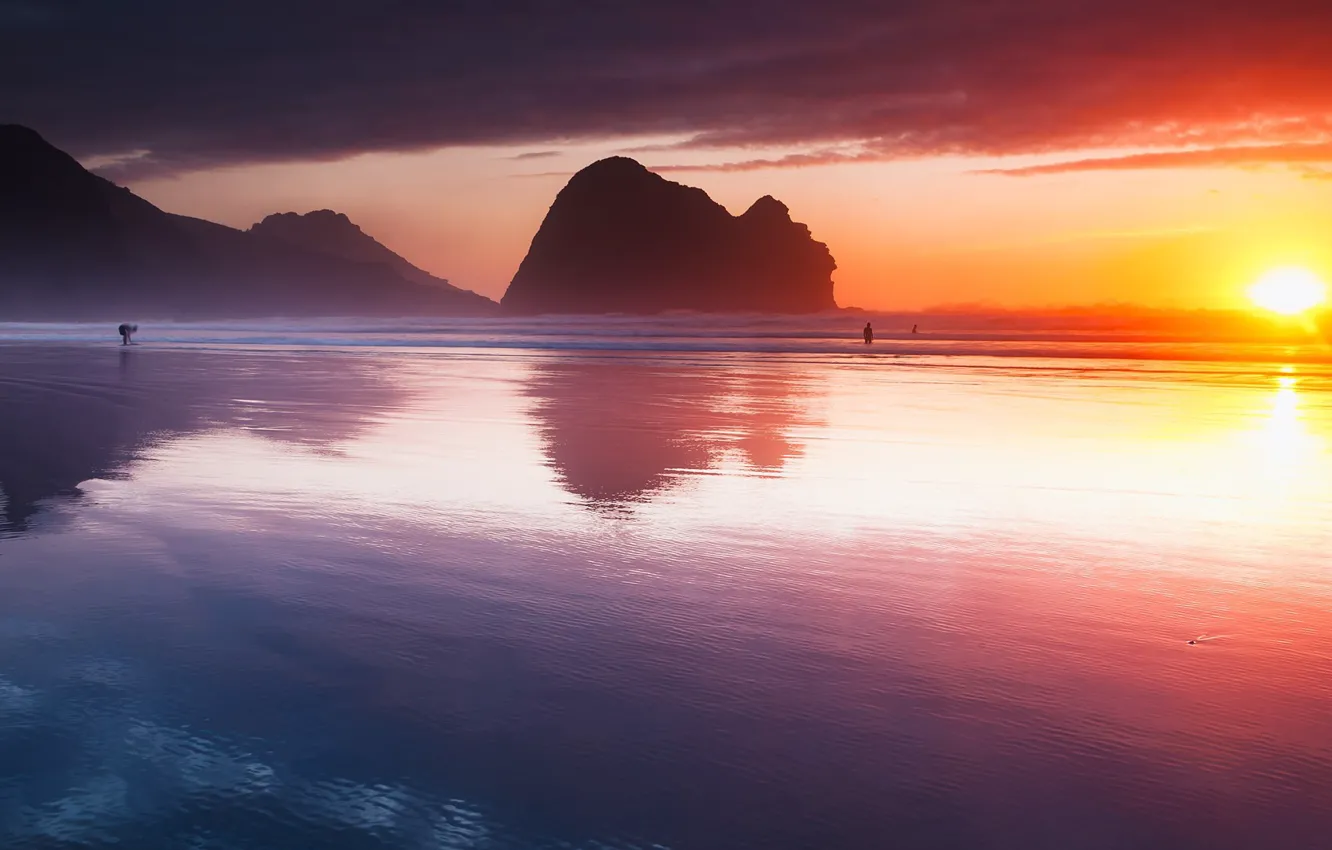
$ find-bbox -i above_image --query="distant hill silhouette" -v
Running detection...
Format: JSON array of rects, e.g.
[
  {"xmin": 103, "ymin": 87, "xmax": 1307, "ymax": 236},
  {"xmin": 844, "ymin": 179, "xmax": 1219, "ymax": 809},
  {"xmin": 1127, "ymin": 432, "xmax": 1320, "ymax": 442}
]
[
  {"xmin": 250, "ymin": 210, "xmax": 493, "ymax": 310},
  {"xmin": 501, "ymin": 157, "xmax": 837, "ymax": 314},
  {"xmin": 0, "ymin": 125, "xmax": 497, "ymax": 318}
]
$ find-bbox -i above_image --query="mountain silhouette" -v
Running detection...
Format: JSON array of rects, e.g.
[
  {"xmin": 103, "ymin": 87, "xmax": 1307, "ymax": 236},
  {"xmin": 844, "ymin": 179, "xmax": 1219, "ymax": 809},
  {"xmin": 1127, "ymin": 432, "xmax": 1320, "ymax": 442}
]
[
  {"xmin": 250, "ymin": 210, "xmax": 494, "ymax": 310},
  {"xmin": 501, "ymin": 157, "xmax": 837, "ymax": 314},
  {"xmin": 525, "ymin": 359, "xmax": 814, "ymax": 511},
  {"xmin": 0, "ymin": 125, "xmax": 497, "ymax": 318}
]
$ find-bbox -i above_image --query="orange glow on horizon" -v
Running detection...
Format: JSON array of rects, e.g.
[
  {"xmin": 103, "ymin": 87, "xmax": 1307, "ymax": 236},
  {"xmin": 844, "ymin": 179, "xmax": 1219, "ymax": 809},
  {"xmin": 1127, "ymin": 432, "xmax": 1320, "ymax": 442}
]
[{"xmin": 123, "ymin": 142, "xmax": 1332, "ymax": 311}]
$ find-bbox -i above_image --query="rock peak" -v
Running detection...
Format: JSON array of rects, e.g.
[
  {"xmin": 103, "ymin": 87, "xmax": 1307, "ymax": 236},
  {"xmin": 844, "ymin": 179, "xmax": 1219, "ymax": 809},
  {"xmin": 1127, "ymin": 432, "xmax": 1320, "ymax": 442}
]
[
  {"xmin": 256, "ymin": 209, "xmax": 362, "ymax": 234},
  {"xmin": 502, "ymin": 161, "xmax": 836, "ymax": 314},
  {"xmin": 741, "ymin": 195, "xmax": 792, "ymax": 220},
  {"xmin": 575, "ymin": 156, "xmax": 654, "ymax": 177},
  {"xmin": 0, "ymin": 124, "xmax": 51, "ymax": 147},
  {"xmin": 0, "ymin": 124, "xmax": 87, "ymax": 176}
]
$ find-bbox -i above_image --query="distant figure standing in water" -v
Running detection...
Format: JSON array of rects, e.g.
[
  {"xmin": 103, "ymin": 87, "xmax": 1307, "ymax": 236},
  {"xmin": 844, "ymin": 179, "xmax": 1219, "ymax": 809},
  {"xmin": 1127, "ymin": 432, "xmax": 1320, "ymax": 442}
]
[
  {"xmin": 863, "ymin": 322, "xmax": 873, "ymax": 344},
  {"xmin": 911, "ymin": 324, "xmax": 918, "ymax": 334},
  {"xmin": 118, "ymin": 323, "xmax": 137, "ymax": 345}
]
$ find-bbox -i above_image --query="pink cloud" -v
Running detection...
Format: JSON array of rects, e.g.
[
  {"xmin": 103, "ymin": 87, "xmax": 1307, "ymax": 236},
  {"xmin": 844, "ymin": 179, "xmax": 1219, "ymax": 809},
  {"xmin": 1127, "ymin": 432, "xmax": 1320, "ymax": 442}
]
[{"xmin": 973, "ymin": 143, "xmax": 1332, "ymax": 176}]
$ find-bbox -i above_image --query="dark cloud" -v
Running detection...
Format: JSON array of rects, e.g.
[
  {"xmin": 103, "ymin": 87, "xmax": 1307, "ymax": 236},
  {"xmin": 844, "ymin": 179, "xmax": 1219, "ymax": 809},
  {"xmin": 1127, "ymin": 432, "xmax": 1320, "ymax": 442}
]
[
  {"xmin": 0, "ymin": 1, "xmax": 58, "ymax": 26},
  {"xmin": 509, "ymin": 150, "xmax": 562, "ymax": 160},
  {"xmin": 5, "ymin": 0, "xmax": 1332, "ymax": 177}
]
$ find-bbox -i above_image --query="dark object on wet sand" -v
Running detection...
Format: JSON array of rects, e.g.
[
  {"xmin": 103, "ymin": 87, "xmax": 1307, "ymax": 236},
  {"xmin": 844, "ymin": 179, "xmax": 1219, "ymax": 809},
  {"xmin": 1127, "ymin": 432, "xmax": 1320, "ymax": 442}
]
[
  {"xmin": 117, "ymin": 323, "xmax": 137, "ymax": 344},
  {"xmin": 502, "ymin": 157, "xmax": 837, "ymax": 314}
]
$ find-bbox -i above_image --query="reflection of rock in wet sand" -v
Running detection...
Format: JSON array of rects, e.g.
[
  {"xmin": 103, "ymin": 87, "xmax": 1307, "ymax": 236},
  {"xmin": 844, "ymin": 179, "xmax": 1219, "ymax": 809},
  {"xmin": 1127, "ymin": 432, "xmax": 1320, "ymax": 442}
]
[
  {"xmin": 526, "ymin": 358, "xmax": 815, "ymax": 510},
  {"xmin": 0, "ymin": 346, "xmax": 404, "ymax": 533}
]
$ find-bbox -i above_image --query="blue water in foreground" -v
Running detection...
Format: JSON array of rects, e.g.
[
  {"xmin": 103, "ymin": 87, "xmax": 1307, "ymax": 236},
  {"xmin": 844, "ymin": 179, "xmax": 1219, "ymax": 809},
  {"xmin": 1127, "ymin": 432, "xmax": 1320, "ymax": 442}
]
[{"xmin": 1, "ymin": 320, "xmax": 1331, "ymax": 849}]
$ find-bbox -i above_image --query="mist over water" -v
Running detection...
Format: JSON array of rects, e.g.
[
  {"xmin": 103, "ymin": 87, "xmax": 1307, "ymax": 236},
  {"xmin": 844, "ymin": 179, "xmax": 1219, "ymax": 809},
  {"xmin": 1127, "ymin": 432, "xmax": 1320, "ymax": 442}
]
[
  {"xmin": 0, "ymin": 320, "xmax": 1330, "ymax": 849},
  {"xmin": 0, "ymin": 311, "xmax": 1326, "ymax": 362}
]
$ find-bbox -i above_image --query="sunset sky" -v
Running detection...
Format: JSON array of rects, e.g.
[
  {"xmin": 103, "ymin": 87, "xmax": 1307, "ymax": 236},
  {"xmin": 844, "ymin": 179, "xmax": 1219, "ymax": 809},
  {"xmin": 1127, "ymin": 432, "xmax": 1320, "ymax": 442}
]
[{"xmin": 8, "ymin": 0, "xmax": 1332, "ymax": 310}]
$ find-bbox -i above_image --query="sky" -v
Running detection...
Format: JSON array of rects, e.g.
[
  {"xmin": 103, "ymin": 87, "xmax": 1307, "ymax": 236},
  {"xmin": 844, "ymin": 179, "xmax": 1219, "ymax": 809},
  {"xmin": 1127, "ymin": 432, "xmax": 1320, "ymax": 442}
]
[{"xmin": 6, "ymin": 0, "xmax": 1332, "ymax": 309}]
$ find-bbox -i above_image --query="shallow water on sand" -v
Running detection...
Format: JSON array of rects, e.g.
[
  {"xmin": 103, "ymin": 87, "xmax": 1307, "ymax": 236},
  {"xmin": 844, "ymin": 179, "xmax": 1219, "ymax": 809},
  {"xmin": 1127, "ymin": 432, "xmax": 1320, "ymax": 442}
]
[{"xmin": 1, "ymin": 340, "xmax": 1331, "ymax": 849}]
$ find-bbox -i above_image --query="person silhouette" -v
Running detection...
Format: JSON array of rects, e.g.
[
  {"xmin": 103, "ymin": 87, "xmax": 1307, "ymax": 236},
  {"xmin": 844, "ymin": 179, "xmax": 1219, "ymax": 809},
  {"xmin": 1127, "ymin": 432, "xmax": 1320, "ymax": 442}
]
[
  {"xmin": 117, "ymin": 323, "xmax": 137, "ymax": 345},
  {"xmin": 863, "ymin": 322, "xmax": 873, "ymax": 344},
  {"xmin": 911, "ymin": 324, "xmax": 918, "ymax": 334}
]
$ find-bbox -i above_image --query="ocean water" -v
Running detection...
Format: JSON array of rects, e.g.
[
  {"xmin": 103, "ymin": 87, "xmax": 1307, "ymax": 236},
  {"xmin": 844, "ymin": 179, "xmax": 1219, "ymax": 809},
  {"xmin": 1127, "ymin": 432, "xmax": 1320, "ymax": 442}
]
[{"xmin": 0, "ymin": 320, "xmax": 1330, "ymax": 849}]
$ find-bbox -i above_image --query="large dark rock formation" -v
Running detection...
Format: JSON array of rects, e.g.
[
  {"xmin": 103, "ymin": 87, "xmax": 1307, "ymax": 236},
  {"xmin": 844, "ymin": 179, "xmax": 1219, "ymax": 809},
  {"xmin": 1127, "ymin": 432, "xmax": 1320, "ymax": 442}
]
[
  {"xmin": 0, "ymin": 125, "xmax": 497, "ymax": 318},
  {"xmin": 501, "ymin": 157, "xmax": 837, "ymax": 314}
]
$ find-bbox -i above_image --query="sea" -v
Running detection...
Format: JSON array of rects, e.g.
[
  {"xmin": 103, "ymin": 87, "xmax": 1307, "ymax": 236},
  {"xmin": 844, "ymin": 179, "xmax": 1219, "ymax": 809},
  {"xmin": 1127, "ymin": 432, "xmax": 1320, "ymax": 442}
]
[{"xmin": 0, "ymin": 315, "xmax": 1329, "ymax": 849}]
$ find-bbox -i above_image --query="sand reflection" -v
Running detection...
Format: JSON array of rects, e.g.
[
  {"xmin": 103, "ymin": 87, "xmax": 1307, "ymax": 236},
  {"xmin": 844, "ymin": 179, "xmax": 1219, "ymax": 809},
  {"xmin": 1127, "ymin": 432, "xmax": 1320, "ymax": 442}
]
[
  {"xmin": 525, "ymin": 357, "xmax": 816, "ymax": 510},
  {"xmin": 0, "ymin": 346, "xmax": 403, "ymax": 533}
]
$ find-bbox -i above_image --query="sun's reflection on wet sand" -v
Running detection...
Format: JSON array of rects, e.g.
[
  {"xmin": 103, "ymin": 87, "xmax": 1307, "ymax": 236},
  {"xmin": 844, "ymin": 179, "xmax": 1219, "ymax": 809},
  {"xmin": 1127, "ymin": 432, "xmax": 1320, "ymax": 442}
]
[{"xmin": 1241, "ymin": 369, "xmax": 1326, "ymax": 502}]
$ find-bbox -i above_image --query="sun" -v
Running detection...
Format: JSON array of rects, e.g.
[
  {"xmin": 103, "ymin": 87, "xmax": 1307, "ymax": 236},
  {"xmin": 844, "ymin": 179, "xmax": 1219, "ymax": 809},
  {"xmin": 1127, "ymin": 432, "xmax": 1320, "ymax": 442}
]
[{"xmin": 1248, "ymin": 267, "xmax": 1327, "ymax": 316}]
